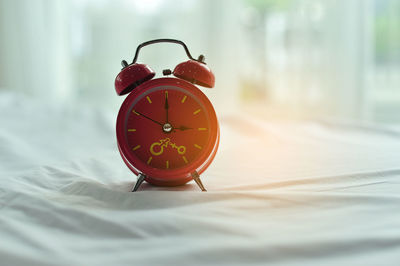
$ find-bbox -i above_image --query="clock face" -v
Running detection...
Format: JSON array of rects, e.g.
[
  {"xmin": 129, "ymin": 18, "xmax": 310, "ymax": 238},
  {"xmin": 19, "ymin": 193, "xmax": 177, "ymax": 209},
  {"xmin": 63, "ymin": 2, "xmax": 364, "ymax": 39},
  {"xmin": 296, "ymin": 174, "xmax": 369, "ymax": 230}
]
[
  {"xmin": 116, "ymin": 78, "xmax": 219, "ymax": 185},
  {"xmin": 126, "ymin": 86, "xmax": 210, "ymax": 170}
]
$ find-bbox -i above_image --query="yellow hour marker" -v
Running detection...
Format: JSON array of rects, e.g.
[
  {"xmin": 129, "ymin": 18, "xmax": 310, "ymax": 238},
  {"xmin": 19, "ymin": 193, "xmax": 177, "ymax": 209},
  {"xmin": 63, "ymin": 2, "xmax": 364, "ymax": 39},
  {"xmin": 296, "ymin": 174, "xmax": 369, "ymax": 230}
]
[
  {"xmin": 146, "ymin": 96, "xmax": 152, "ymax": 104},
  {"xmin": 181, "ymin": 95, "xmax": 187, "ymax": 103},
  {"xmin": 132, "ymin": 145, "xmax": 141, "ymax": 151},
  {"xmin": 198, "ymin": 128, "xmax": 207, "ymax": 131},
  {"xmin": 128, "ymin": 129, "xmax": 136, "ymax": 132},
  {"xmin": 182, "ymin": 156, "xmax": 188, "ymax": 164},
  {"xmin": 194, "ymin": 144, "xmax": 202, "ymax": 149},
  {"xmin": 193, "ymin": 109, "xmax": 201, "ymax": 115},
  {"xmin": 147, "ymin": 156, "xmax": 153, "ymax": 165},
  {"xmin": 165, "ymin": 91, "xmax": 168, "ymax": 98},
  {"xmin": 166, "ymin": 160, "xmax": 169, "ymax": 169},
  {"xmin": 133, "ymin": 109, "xmax": 140, "ymax": 115}
]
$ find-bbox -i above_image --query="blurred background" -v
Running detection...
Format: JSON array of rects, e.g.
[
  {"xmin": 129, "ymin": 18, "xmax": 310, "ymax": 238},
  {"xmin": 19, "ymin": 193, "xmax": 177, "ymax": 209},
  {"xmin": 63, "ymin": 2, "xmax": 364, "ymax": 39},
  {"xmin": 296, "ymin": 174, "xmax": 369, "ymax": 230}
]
[{"xmin": 0, "ymin": 0, "xmax": 399, "ymax": 123}]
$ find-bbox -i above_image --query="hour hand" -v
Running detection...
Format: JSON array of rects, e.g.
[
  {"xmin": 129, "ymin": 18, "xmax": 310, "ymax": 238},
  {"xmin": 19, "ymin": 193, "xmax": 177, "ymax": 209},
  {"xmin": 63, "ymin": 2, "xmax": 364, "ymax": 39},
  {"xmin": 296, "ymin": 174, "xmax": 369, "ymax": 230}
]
[{"xmin": 174, "ymin": 125, "xmax": 193, "ymax": 131}]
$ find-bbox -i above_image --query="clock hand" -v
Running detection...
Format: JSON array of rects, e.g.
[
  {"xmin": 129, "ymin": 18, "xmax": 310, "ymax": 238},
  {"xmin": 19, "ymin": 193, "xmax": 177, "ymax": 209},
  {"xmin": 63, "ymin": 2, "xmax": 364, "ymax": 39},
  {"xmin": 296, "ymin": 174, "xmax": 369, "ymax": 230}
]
[
  {"xmin": 173, "ymin": 125, "xmax": 193, "ymax": 131},
  {"xmin": 133, "ymin": 109, "xmax": 163, "ymax": 126},
  {"xmin": 164, "ymin": 91, "xmax": 169, "ymax": 123}
]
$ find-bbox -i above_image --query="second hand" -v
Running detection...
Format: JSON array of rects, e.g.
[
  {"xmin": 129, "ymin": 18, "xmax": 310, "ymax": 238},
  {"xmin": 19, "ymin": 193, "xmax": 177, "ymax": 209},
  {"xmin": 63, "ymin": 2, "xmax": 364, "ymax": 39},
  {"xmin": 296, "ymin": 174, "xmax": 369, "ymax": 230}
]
[{"xmin": 133, "ymin": 109, "xmax": 163, "ymax": 126}]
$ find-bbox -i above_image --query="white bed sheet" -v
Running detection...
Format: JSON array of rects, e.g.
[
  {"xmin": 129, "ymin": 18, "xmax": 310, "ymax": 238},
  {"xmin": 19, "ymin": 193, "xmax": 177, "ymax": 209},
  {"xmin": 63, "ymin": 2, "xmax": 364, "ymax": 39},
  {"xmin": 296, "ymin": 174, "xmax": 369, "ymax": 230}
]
[{"xmin": 1, "ymin": 93, "xmax": 400, "ymax": 266}]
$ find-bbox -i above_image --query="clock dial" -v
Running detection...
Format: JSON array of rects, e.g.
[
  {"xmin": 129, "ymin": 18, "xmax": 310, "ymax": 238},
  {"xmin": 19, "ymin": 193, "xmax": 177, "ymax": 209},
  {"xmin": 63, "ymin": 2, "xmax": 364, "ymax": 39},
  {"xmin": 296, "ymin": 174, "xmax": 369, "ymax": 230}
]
[
  {"xmin": 116, "ymin": 77, "xmax": 219, "ymax": 186},
  {"xmin": 125, "ymin": 86, "xmax": 210, "ymax": 170}
]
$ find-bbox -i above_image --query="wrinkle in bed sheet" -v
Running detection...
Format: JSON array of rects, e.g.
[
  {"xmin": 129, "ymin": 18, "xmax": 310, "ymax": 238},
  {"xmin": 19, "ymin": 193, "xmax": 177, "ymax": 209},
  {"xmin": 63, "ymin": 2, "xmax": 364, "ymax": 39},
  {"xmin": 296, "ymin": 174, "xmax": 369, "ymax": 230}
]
[{"xmin": 1, "ymin": 94, "xmax": 400, "ymax": 265}]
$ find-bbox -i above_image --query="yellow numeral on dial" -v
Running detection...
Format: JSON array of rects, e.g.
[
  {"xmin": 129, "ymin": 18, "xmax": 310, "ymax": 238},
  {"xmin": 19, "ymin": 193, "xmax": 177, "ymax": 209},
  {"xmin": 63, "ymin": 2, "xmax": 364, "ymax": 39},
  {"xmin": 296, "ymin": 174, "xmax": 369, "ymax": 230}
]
[
  {"xmin": 194, "ymin": 144, "xmax": 202, "ymax": 149},
  {"xmin": 181, "ymin": 95, "xmax": 187, "ymax": 103},
  {"xmin": 193, "ymin": 109, "xmax": 201, "ymax": 115},
  {"xmin": 132, "ymin": 145, "xmax": 141, "ymax": 151}
]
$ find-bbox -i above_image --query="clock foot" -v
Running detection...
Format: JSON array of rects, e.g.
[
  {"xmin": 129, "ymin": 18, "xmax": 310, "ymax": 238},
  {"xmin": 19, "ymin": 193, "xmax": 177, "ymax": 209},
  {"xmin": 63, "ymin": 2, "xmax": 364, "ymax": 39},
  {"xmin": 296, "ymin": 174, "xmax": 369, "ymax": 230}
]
[
  {"xmin": 132, "ymin": 173, "xmax": 146, "ymax": 192},
  {"xmin": 191, "ymin": 171, "xmax": 207, "ymax": 192}
]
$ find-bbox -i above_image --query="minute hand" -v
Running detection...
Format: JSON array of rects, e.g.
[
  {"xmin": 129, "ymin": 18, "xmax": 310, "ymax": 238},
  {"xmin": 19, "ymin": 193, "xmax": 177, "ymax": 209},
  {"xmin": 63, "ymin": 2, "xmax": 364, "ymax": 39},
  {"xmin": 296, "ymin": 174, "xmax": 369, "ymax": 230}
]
[
  {"xmin": 133, "ymin": 110, "xmax": 163, "ymax": 126},
  {"xmin": 164, "ymin": 91, "xmax": 169, "ymax": 123}
]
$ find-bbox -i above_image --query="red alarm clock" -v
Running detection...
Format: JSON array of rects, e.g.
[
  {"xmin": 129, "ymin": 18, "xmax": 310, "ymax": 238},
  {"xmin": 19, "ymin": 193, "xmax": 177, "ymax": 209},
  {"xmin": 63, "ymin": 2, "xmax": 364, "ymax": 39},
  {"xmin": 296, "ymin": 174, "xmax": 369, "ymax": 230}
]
[{"xmin": 114, "ymin": 39, "xmax": 219, "ymax": 192}]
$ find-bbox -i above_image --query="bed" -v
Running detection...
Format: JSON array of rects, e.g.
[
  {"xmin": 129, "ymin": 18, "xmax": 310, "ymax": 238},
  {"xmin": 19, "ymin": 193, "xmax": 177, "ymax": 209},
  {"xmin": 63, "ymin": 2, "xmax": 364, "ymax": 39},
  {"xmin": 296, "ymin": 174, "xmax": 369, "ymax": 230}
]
[{"xmin": 1, "ymin": 92, "xmax": 400, "ymax": 265}]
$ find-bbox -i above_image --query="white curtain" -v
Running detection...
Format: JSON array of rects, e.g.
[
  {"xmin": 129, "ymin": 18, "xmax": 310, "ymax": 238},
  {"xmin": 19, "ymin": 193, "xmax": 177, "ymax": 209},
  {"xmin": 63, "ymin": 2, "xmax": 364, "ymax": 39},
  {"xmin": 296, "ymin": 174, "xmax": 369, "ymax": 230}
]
[
  {"xmin": 0, "ymin": 0, "xmax": 72, "ymax": 99},
  {"xmin": 0, "ymin": 0, "xmax": 399, "ymax": 122}
]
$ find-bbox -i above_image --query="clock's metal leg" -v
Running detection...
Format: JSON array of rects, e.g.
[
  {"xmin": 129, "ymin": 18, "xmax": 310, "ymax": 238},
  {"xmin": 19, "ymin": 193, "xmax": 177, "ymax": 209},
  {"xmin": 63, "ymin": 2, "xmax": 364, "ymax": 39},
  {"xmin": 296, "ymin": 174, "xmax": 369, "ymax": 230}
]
[
  {"xmin": 132, "ymin": 173, "xmax": 146, "ymax": 192},
  {"xmin": 191, "ymin": 171, "xmax": 207, "ymax": 192}
]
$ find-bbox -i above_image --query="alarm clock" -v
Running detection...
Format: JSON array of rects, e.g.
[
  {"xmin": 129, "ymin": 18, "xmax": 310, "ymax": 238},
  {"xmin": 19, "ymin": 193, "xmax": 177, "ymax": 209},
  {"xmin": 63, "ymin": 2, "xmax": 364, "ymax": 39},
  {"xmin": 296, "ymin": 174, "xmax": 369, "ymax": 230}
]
[{"xmin": 114, "ymin": 39, "xmax": 219, "ymax": 192}]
